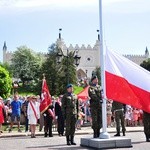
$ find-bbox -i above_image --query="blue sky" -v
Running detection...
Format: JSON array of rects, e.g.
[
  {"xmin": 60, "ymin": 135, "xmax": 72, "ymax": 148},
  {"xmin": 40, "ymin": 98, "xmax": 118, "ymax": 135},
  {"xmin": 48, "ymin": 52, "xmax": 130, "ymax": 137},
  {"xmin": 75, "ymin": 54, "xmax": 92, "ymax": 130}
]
[{"xmin": 0, "ymin": 0, "xmax": 150, "ymax": 62}]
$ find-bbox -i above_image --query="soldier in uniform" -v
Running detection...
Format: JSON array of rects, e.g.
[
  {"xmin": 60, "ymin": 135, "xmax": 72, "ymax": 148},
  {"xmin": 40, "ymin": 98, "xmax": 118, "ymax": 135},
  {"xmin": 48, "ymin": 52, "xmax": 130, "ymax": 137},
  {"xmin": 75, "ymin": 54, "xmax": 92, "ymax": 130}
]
[
  {"xmin": 112, "ymin": 101, "xmax": 126, "ymax": 136},
  {"xmin": 61, "ymin": 84, "xmax": 79, "ymax": 146},
  {"xmin": 88, "ymin": 75, "xmax": 102, "ymax": 138},
  {"xmin": 43, "ymin": 105, "xmax": 54, "ymax": 137},
  {"xmin": 143, "ymin": 111, "xmax": 150, "ymax": 142}
]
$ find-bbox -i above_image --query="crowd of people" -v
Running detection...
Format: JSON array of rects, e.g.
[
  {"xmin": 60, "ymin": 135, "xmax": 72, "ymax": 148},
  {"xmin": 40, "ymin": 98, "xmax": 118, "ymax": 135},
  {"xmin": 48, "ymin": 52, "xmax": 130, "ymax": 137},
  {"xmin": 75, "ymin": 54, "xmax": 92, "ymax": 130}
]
[
  {"xmin": 0, "ymin": 75, "xmax": 149, "ymax": 144},
  {"xmin": 0, "ymin": 95, "xmax": 145, "ymax": 135},
  {"xmin": 106, "ymin": 101, "xmax": 143, "ymax": 128}
]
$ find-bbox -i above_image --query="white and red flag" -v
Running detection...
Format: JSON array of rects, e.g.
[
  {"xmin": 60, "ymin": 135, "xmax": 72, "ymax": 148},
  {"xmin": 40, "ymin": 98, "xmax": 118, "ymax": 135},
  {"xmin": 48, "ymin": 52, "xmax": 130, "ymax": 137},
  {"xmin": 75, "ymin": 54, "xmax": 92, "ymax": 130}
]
[
  {"xmin": 105, "ymin": 49, "xmax": 150, "ymax": 113},
  {"xmin": 40, "ymin": 78, "xmax": 52, "ymax": 114}
]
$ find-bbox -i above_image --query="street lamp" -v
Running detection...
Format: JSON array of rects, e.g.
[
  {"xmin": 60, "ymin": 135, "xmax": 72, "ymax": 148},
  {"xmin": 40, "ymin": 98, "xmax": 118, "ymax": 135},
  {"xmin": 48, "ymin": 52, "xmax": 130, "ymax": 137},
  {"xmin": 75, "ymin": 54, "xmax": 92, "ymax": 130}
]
[
  {"xmin": 56, "ymin": 48, "xmax": 63, "ymax": 64},
  {"xmin": 56, "ymin": 28, "xmax": 81, "ymax": 84},
  {"xmin": 56, "ymin": 48, "xmax": 81, "ymax": 84},
  {"xmin": 74, "ymin": 49, "xmax": 81, "ymax": 66}
]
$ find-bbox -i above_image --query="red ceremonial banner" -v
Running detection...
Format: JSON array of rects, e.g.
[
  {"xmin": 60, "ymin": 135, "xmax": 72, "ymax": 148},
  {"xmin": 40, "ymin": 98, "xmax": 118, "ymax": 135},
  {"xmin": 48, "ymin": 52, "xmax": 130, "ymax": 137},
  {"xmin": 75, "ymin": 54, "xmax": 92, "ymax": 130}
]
[
  {"xmin": 40, "ymin": 79, "xmax": 52, "ymax": 114},
  {"xmin": 77, "ymin": 86, "xmax": 89, "ymax": 101}
]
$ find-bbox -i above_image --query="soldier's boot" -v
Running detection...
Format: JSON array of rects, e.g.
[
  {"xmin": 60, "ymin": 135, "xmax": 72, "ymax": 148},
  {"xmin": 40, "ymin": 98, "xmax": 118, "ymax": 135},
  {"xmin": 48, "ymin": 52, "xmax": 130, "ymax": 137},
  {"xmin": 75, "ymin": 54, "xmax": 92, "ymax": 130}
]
[
  {"xmin": 97, "ymin": 130, "xmax": 100, "ymax": 138},
  {"xmin": 49, "ymin": 133, "xmax": 53, "ymax": 137},
  {"xmin": 71, "ymin": 136, "xmax": 76, "ymax": 145},
  {"xmin": 93, "ymin": 130, "xmax": 98, "ymax": 138},
  {"xmin": 44, "ymin": 132, "xmax": 47, "ymax": 137},
  {"xmin": 114, "ymin": 132, "xmax": 120, "ymax": 136},
  {"xmin": 49, "ymin": 132, "xmax": 53, "ymax": 137},
  {"xmin": 123, "ymin": 131, "xmax": 126, "ymax": 136},
  {"xmin": 146, "ymin": 134, "xmax": 150, "ymax": 142},
  {"xmin": 66, "ymin": 136, "xmax": 71, "ymax": 145}
]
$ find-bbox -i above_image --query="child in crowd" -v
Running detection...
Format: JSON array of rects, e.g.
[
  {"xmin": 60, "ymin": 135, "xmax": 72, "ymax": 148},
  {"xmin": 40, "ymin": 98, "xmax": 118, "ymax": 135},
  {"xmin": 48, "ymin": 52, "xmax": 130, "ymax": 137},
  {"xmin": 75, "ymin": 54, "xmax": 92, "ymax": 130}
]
[
  {"xmin": 107, "ymin": 100, "xmax": 112, "ymax": 127},
  {"xmin": 125, "ymin": 108, "xmax": 132, "ymax": 126},
  {"xmin": 76, "ymin": 109, "xmax": 85, "ymax": 130},
  {"xmin": 132, "ymin": 108, "xmax": 139, "ymax": 126},
  {"xmin": 138, "ymin": 109, "xmax": 143, "ymax": 126}
]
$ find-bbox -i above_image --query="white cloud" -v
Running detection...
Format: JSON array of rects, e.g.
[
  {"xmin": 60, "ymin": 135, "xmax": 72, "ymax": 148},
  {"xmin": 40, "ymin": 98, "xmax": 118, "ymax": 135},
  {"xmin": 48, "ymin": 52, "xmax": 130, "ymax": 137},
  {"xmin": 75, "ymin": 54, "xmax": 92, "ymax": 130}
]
[
  {"xmin": 0, "ymin": 0, "xmax": 135, "ymax": 8},
  {"xmin": 104, "ymin": 0, "xmax": 150, "ymax": 14},
  {"xmin": 0, "ymin": 0, "xmax": 98, "ymax": 14},
  {"xmin": 0, "ymin": 0, "xmax": 96, "ymax": 8},
  {"xmin": 0, "ymin": 0, "xmax": 150, "ymax": 14}
]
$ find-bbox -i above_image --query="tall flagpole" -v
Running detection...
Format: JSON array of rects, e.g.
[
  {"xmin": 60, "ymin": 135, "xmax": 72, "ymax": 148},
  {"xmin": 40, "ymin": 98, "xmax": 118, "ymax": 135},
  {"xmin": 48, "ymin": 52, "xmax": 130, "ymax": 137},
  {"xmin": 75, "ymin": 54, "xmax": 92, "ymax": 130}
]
[{"xmin": 99, "ymin": 0, "xmax": 110, "ymax": 139}]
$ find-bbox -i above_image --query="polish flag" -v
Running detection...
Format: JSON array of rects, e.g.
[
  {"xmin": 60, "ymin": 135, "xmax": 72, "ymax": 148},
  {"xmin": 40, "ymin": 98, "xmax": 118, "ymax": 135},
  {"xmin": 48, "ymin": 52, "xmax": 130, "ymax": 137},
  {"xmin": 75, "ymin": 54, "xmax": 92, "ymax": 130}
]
[{"xmin": 105, "ymin": 49, "xmax": 150, "ymax": 113}]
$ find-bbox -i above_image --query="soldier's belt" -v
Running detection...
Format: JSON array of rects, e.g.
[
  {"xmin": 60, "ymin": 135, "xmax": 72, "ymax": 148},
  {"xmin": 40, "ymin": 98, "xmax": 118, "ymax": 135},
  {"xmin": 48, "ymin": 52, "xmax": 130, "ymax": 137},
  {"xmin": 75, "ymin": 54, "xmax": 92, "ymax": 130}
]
[{"xmin": 114, "ymin": 109, "xmax": 123, "ymax": 112}]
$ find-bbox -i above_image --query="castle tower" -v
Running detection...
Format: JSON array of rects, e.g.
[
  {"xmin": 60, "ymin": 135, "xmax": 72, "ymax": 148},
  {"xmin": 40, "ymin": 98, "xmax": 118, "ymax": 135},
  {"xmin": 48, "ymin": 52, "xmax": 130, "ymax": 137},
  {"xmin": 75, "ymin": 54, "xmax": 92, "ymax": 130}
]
[
  {"xmin": 3, "ymin": 41, "xmax": 7, "ymax": 63},
  {"xmin": 56, "ymin": 28, "xmax": 65, "ymax": 50},
  {"xmin": 145, "ymin": 46, "xmax": 149, "ymax": 58}
]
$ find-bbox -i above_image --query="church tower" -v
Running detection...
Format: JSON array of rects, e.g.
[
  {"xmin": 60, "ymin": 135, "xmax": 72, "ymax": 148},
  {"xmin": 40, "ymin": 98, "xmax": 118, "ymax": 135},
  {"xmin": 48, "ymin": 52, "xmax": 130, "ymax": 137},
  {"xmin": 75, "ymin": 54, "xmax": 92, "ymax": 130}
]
[{"xmin": 3, "ymin": 41, "xmax": 7, "ymax": 63}]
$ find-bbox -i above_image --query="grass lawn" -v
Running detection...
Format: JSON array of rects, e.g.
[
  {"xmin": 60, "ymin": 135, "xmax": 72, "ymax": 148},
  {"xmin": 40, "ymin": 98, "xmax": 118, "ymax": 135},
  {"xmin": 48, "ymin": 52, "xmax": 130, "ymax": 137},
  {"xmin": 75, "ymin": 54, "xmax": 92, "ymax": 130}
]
[
  {"xmin": 74, "ymin": 86, "xmax": 84, "ymax": 94},
  {"xmin": 15, "ymin": 85, "xmax": 84, "ymax": 96}
]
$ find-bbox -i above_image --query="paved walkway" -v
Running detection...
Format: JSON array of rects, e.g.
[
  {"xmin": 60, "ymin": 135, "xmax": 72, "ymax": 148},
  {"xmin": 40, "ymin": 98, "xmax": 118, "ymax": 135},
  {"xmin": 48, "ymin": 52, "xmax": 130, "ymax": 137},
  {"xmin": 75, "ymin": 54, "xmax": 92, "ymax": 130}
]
[{"xmin": 0, "ymin": 126, "xmax": 144, "ymax": 138}]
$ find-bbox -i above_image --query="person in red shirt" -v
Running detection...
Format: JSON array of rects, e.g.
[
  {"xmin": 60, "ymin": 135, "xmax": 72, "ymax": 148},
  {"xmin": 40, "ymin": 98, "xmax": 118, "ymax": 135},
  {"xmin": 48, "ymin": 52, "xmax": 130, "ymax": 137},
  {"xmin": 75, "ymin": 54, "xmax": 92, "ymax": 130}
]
[{"xmin": 0, "ymin": 96, "xmax": 5, "ymax": 134}]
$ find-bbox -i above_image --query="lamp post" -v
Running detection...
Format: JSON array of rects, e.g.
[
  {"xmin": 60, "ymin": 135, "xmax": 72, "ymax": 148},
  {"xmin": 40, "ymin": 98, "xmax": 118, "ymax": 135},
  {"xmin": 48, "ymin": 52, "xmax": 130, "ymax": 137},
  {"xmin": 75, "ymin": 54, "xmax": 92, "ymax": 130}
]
[
  {"xmin": 56, "ymin": 29, "xmax": 81, "ymax": 84},
  {"xmin": 56, "ymin": 48, "xmax": 81, "ymax": 84}
]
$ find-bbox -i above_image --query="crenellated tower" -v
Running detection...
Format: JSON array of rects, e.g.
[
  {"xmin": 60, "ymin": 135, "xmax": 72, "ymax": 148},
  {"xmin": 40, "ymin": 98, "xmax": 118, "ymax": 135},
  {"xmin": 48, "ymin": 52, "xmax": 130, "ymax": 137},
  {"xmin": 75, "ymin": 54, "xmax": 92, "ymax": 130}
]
[
  {"xmin": 145, "ymin": 46, "xmax": 149, "ymax": 58},
  {"xmin": 3, "ymin": 41, "xmax": 7, "ymax": 63}
]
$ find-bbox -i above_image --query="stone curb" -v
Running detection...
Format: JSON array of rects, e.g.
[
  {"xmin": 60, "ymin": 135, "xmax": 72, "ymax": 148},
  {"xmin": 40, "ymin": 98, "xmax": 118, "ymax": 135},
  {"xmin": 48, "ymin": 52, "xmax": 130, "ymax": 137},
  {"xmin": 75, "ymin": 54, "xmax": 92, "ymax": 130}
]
[{"xmin": 0, "ymin": 127, "xmax": 143, "ymax": 138}]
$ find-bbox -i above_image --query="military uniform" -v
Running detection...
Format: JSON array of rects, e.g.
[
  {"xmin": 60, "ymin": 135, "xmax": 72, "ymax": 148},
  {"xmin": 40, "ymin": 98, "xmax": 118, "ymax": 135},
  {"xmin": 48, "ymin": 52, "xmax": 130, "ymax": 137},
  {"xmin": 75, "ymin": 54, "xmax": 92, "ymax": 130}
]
[
  {"xmin": 143, "ymin": 111, "xmax": 150, "ymax": 142},
  {"xmin": 112, "ymin": 101, "xmax": 126, "ymax": 136},
  {"xmin": 88, "ymin": 84, "xmax": 102, "ymax": 138},
  {"xmin": 43, "ymin": 105, "xmax": 54, "ymax": 137},
  {"xmin": 61, "ymin": 85, "xmax": 79, "ymax": 145}
]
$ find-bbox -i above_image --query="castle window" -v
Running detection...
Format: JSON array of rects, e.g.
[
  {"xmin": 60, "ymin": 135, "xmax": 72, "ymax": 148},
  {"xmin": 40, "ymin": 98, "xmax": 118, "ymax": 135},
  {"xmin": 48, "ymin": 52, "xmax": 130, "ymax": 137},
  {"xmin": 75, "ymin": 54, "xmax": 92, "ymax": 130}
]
[{"xmin": 87, "ymin": 58, "xmax": 91, "ymax": 61}]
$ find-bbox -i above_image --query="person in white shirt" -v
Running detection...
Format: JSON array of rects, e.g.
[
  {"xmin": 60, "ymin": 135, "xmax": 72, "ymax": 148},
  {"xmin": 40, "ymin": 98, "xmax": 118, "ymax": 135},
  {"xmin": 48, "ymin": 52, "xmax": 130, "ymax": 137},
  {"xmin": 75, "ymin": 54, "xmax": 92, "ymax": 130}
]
[{"xmin": 27, "ymin": 96, "xmax": 40, "ymax": 138}]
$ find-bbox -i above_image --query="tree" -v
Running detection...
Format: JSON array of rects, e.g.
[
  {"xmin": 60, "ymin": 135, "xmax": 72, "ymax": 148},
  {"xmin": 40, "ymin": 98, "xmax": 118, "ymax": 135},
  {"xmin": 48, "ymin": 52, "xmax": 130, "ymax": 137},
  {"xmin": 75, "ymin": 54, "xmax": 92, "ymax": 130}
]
[
  {"xmin": 40, "ymin": 44, "xmax": 77, "ymax": 96},
  {"xmin": 40, "ymin": 44, "xmax": 60, "ymax": 96},
  {"xmin": 11, "ymin": 46, "xmax": 43, "ymax": 85},
  {"xmin": 140, "ymin": 58, "xmax": 150, "ymax": 71},
  {"xmin": 58, "ymin": 51, "xmax": 77, "ymax": 94},
  {"xmin": 0, "ymin": 66, "xmax": 12, "ymax": 99},
  {"xmin": 0, "ymin": 62, "xmax": 13, "ymax": 77}
]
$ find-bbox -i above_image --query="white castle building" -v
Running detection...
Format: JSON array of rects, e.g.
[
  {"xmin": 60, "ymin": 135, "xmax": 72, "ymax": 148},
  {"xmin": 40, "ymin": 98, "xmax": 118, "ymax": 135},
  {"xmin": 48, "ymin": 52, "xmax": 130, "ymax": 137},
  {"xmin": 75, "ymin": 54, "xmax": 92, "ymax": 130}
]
[{"xmin": 2, "ymin": 33, "xmax": 149, "ymax": 80}]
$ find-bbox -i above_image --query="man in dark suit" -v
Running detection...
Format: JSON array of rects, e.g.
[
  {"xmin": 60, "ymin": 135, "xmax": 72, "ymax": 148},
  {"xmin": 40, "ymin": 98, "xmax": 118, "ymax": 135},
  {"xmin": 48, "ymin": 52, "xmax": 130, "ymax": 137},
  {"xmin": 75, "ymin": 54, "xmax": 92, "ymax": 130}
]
[
  {"xmin": 43, "ymin": 105, "xmax": 54, "ymax": 137},
  {"xmin": 55, "ymin": 96, "xmax": 64, "ymax": 136}
]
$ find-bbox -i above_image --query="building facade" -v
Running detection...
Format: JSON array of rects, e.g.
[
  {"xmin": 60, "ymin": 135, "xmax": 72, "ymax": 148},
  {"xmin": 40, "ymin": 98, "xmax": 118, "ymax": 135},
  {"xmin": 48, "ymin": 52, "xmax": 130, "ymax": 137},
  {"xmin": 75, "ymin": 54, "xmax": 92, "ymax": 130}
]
[{"xmin": 2, "ymin": 37, "xmax": 149, "ymax": 80}]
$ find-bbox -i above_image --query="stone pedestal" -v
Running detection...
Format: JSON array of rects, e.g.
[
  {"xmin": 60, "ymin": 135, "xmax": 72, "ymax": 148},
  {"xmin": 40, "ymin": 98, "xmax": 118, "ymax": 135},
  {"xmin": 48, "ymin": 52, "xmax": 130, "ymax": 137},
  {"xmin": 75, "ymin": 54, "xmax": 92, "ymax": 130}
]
[{"xmin": 81, "ymin": 137, "xmax": 132, "ymax": 149}]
